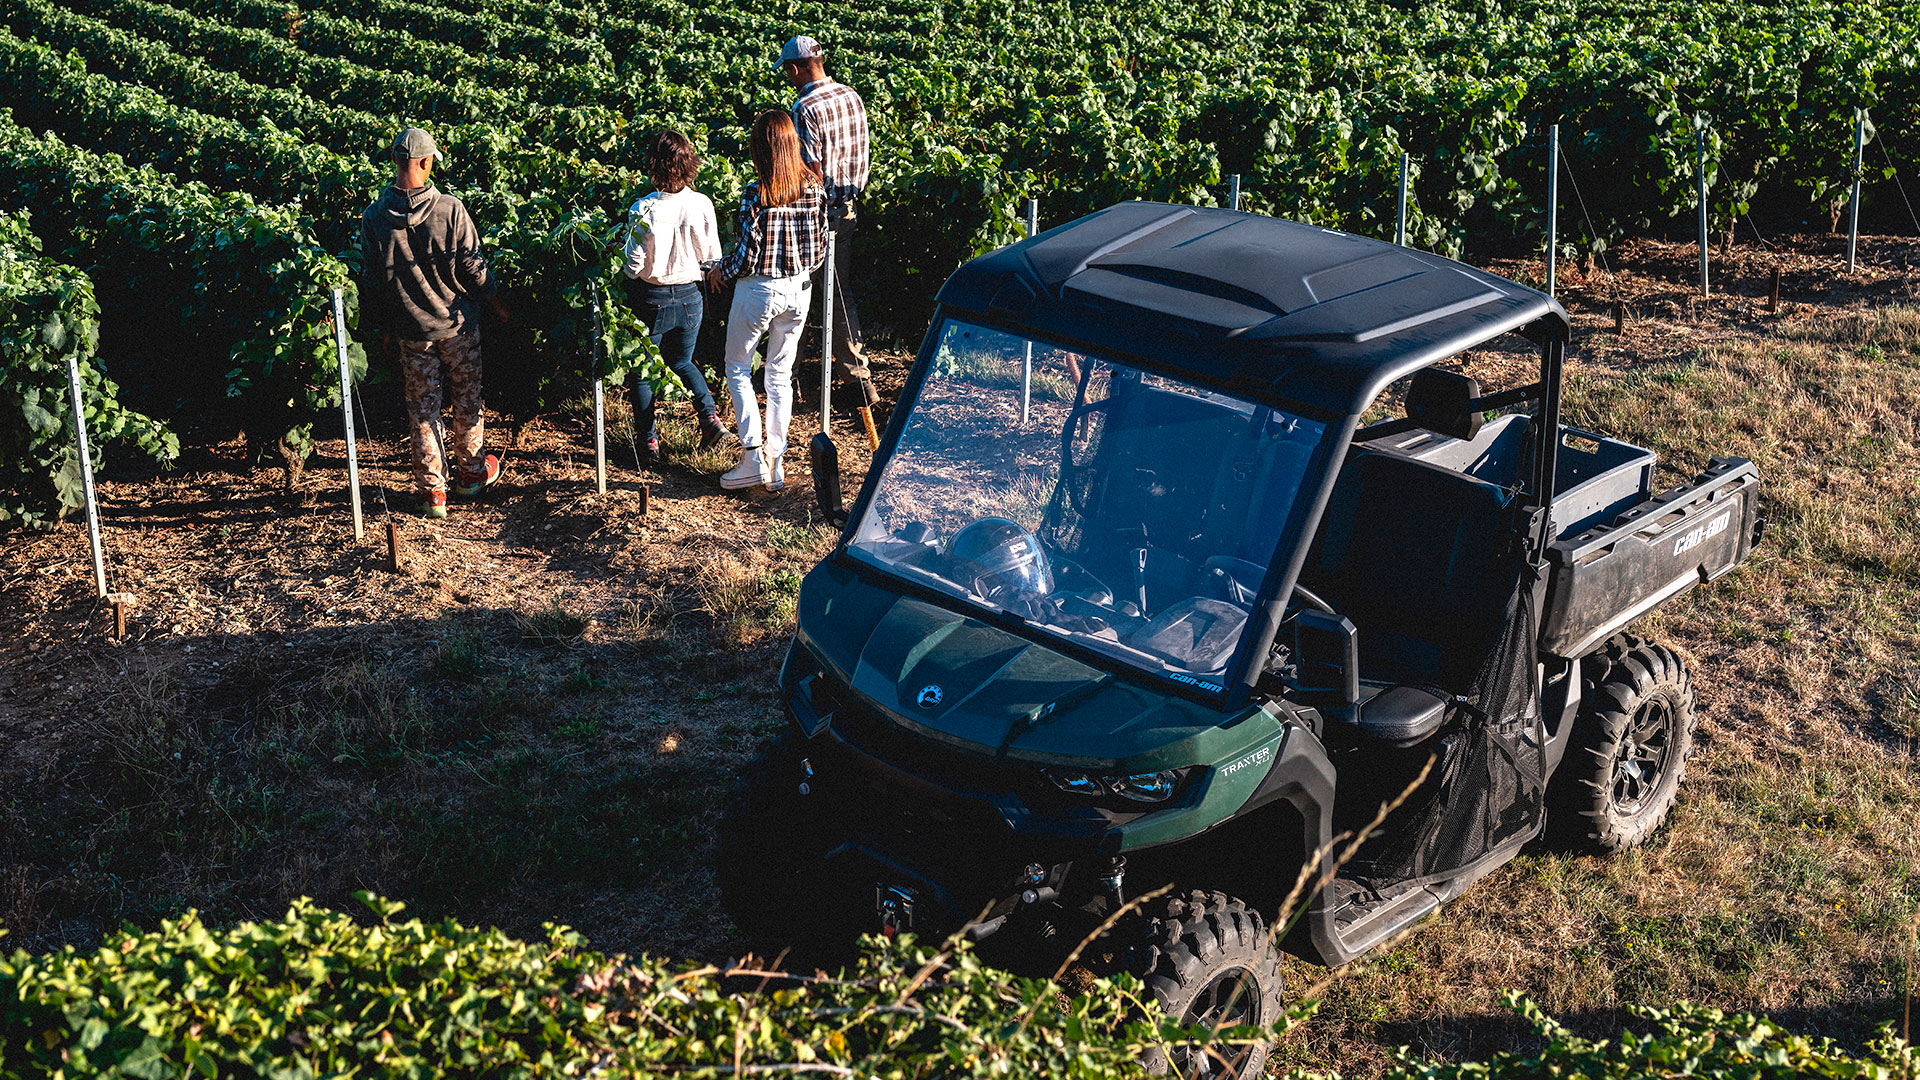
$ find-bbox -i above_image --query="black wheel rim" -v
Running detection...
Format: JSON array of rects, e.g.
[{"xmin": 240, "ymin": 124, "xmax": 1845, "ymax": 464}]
[
  {"xmin": 1611, "ymin": 696, "xmax": 1674, "ymax": 815},
  {"xmin": 1173, "ymin": 966, "xmax": 1262, "ymax": 1077}
]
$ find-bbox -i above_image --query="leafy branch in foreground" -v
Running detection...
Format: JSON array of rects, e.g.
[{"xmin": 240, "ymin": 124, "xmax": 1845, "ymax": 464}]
[
  {"xmin": 1385, "ymin": 991, "xmax": 1920, "ymax": 1080},
  {"xmin": 0, "ymin": 893, "xmax": 1300, "ymax": 1078},
  {"xmin": 2, "ymin": 892, "xmax": 1914, "ymax": 1079}
]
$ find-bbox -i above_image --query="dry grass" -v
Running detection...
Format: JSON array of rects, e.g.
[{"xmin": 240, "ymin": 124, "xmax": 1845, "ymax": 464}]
[
  {"xmin": 694, "ymin": 552, "xmax": 805, "ymax": 646},
  {"xmin": 0, "ymin": 353, "xmax": 870, "ymax": 960},
  {"xmin": 1272, "ymin": 306, "xmax": 1920, "ymax": 1074}
]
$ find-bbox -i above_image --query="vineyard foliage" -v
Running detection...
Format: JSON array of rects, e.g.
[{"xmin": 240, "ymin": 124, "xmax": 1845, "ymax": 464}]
[
  {"xmin": 1, "ymin": 897, "xmax": 1914, "ymax": 1080},
  {"xmin": 0, "ymin": 211, "xmax": 174, "ymax": 525},
  {"xmin": 0, "ymin": 895, "xmax": 1294, "ymax": 1078},
  {"xmin": 0, "ymin": 0, "xmax": 1915, "ymax": 519}
]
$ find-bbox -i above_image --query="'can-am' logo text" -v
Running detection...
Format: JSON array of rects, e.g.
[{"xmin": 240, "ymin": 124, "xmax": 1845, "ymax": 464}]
[{"xmin": 1673, "ymin": 511, "xmax": 1732, "ymax": 558}]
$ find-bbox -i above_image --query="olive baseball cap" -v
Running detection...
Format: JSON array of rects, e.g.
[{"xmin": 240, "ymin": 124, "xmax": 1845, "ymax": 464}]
[
  {"xmin": 774, "ymin": 35, "xmax": 824, "ymax": 70},
  {"xmin": 389, "ymin": 127, "xmax": 443, "ymax": 162}
]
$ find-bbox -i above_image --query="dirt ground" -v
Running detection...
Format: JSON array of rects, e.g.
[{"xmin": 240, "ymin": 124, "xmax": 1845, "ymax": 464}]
[
  {"xmin": 3, "ymin": 228, "xmax": 1918, "ymax": 1071},
  {"xmin": 0, "ymin": 346, "xmax": 900, "ymax": 958}
]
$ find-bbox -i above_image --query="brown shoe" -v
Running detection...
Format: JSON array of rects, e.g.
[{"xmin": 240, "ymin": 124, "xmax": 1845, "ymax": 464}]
[{"xmin": 697, "ymin": 412, "xmax": 734, "ymax": 451}]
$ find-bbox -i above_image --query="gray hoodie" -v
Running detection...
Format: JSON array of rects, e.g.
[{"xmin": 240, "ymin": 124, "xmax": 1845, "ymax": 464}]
[{"xmin": 359, "ymin": 184, "xmax": 497, "ymax": 341}]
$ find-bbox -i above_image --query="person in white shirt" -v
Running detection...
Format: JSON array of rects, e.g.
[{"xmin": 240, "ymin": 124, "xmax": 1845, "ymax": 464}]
[{"xmin": 621, "ymin": 130, "xmax": 729, "ymax": 462}]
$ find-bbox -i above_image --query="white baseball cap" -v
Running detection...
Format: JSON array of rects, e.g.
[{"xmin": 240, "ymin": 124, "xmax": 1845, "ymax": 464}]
[{"xmin": 774, "ymin": 35, "xmax": 825, "ymax": 70}]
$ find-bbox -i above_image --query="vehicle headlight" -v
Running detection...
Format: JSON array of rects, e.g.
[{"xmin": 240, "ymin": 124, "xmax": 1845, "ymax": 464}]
[
  {"xmin": 1046, "ymin": 769, "xmax": 1182, "ymax": 804},
  {"xmin": 1046, "ymin": 771, "xmax": 1106, "ymax": 797},
  {"xmin": 1108, "ymin": 771, "xmax": 1179, "ymax": 803}
]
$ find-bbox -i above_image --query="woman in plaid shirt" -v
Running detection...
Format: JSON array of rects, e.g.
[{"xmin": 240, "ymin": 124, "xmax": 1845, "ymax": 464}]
[{"xmin": 705, "ymin": 110, "xmax": 828, "ymax": 492}]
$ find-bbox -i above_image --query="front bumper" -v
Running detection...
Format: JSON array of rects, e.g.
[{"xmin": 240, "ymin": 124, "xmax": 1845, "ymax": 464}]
[{"xmin": 788, "ymin": 675, "xmax": 1119, "ymax": 934}]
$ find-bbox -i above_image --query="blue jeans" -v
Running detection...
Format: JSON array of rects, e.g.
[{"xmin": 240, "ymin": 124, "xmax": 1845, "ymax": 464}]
[{"xmin": 625, "ymin": 280, "xmax": 716, "ymax": 438}]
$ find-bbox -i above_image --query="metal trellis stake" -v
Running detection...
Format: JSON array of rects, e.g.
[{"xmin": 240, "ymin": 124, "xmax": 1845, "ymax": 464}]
[
  {"xmin": 1229, "ymin": 174, "xmax": 1242, "ymax": 212},
  {"xmin": 1847, "ymin": 113, "xmax": 1866, "ymax": 273},
  {"xmin": 809, "ymin": 227, "xmax": 848, "ymax": 524},
  {"xmin": 588, "ymin": 279, "xmax": 607, "ymax": 495},
  {"xmin": 63, "ymin": 355, "xmax": 108, "ymax": 598},
  {"xmin": 821, "ymin": 228, "xmax": 836, "ymax": 437},
  {"xmin": 1395, "ymin": 153, "xmax": 1409, "ymax": 247},
  {"xmin": 1021, "ymin": 198, "xmax": 1039, "ymax": 424},
  {"xmin": 1546, "ymin": 125, "xmax": 1559, "ymax": 298},
  {"xmin": 1696, "ymin": 119, "xmax": 1710, "ymax": 297},
  {"xmin": 331, "ymin": 288, "xmax": 363, "ymax": 541}
]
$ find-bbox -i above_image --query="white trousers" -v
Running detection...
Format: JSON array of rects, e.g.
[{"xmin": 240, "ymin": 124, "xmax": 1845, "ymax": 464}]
[{"xmin": 723, "ymin": 273, "xmax": 811, "ymax": 460}]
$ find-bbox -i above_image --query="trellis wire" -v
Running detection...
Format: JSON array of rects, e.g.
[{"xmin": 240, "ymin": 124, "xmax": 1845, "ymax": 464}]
[
  {"xmin": 1554, "ymin": 140, "xmax": 1621, "ymax": 306},
  {"xmin": 348, "ymin": 385, "xmax": 393, "ymax": 524},
  {"xmin": 1868, "ymin": 111, "xmax": 1920, "ymax": 236}
]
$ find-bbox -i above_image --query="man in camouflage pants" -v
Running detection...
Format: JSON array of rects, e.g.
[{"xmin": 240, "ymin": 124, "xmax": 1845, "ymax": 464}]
[{"xmin": 360, "ymin": 128, "xmax": 509, "ymax": 518}]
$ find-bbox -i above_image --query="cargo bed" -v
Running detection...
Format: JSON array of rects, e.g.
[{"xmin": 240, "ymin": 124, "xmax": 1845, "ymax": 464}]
[
  {"xmin": 1540, "ymin": 456, "xmax": 1761, "ymax": 657},
  {"xmin": 1370, "ymin": 417, "xmax": 1761, "ymax": 660}
]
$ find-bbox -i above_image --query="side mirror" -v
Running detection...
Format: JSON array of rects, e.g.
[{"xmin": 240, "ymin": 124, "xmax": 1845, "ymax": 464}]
[
  {"xmin": 1405, "ymin": 368, "xmax": 1483, "ymax": 441},
  {"xmin": 1290, "ymin": 609, "xmax": 1359, "ymax": 705}
]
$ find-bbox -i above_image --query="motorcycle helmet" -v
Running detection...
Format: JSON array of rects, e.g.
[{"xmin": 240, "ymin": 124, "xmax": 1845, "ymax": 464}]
[{"xmin": 948, "ymin": 517, "xmax": 1053, "ymax": 603}]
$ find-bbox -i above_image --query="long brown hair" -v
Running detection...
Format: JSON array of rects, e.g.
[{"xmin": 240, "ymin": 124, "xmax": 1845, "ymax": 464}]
[{"xmin": 749, "ymin": 110, "xmax": 810, "ymax": 208}]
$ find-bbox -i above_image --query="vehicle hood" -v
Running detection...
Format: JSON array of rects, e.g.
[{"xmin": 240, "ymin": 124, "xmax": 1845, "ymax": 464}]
[{"xmin": 798, "ymin": 563, "xmax": 1251, "ymax": 770}]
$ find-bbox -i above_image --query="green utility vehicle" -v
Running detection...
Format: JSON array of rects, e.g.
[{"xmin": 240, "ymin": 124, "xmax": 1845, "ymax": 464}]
[{"xmin": 720, "ymin": 203, "xmax": 1762, "ymax": 1075}]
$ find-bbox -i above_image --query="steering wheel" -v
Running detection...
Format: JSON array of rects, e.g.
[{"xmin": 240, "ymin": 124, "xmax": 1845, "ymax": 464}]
[{"xmin": 1050, "ymin": 553, "xmax": 1113, "ymax": 605}]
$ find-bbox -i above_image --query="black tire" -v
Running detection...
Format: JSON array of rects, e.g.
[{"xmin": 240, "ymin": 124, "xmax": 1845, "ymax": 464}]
[
  {"xmin": 1119, "ymin": 891, "xmax": 1285, "ymax": 1078},
  {"xmin": 715, "ymin": 731, "xmax": 842, "ymax": 955},
  {"xmin": 1552, "ymin": 635, "xmax": 1697, "ymax": 853}
]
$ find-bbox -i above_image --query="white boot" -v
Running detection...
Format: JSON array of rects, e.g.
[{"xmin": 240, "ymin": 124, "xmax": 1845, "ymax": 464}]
[
  {"xmin": 766, "ymin": 455, "xmax": 785, "ymax": 492},
  {"xmin": 720, "ymin": 445, "xmax": 772, "ymax": 490}
]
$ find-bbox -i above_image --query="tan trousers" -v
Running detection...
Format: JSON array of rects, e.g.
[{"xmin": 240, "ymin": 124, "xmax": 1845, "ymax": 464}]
[{"xmin": 399, "ymin": 329, "xmax": 484, "ymax": 493}]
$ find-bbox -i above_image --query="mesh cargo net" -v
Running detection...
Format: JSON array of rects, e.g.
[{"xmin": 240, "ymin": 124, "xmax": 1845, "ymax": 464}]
[{"xmin": 1343, "ymin": 558, "xmax": 1548, "ymax": 888}]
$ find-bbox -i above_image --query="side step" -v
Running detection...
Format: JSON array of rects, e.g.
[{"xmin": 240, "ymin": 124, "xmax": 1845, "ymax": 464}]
[{"xmin": 1324, "ymin": 877, "xmax": 1444, "ymax": 958}]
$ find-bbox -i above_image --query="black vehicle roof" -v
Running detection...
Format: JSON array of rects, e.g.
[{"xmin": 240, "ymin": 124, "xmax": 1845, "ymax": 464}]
[{"xmin": 935, "ymin": 201, "xmax": 1569, "ymax": 419}]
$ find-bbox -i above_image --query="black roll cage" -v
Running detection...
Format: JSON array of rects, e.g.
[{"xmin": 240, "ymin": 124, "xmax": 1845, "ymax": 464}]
[{"xmin": 831, "ymin": 305, "xmax": 1571, "ymax": 713}]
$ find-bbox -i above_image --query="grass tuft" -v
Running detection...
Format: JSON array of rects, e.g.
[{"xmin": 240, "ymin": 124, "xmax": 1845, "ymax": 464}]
[
  {"xmin": 436, "ymin": 621, "xmax": 491, "ymax": 678},
  {"xmin": 515, "ymin": 601, "xmax": 593, "ymax": 646}
]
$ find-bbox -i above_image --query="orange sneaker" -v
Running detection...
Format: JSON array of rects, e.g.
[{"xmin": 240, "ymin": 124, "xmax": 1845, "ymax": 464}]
[{"xmin": 453, "ymin": 454, "xmax": 501, "ymax": 498}]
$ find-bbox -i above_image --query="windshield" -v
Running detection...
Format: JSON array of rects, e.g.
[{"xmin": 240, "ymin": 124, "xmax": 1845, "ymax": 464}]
[{"xmin": 849, "ymin": 318, "xmax": 1327, "ymax": 693}]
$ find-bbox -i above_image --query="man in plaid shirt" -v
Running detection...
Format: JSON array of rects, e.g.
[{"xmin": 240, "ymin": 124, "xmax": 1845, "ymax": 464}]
[{"xmin": 778, "ymin": 35, "xmax": 879, "ymax": 408}]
